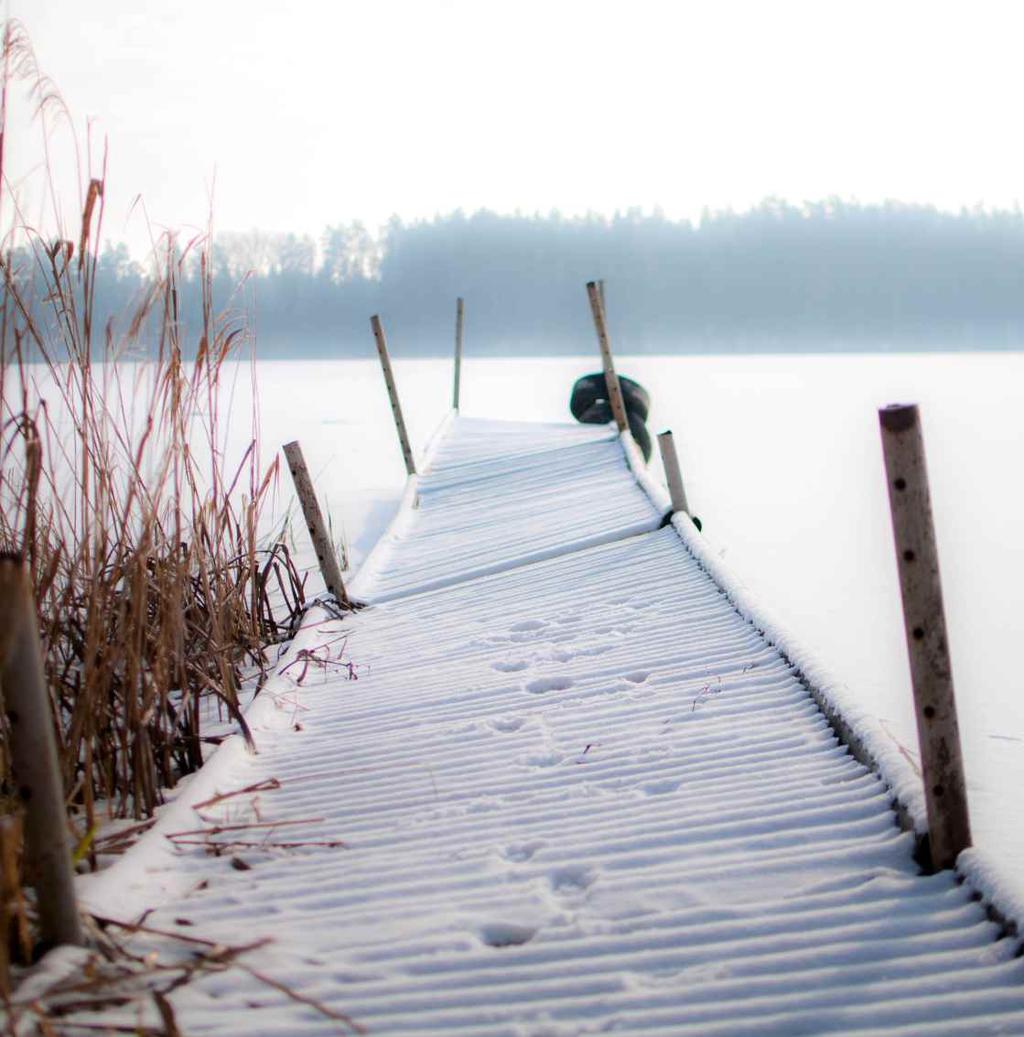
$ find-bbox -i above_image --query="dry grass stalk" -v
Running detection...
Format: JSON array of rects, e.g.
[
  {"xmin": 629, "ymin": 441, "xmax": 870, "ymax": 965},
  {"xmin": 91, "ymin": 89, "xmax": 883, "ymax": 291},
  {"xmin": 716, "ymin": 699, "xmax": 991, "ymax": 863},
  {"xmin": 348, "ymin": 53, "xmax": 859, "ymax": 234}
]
[
  {"xmin": 4, "ymin": 915, "xmax": 367, "ymax": 1035},
  {"xmin": 0, "ymin": 15, "xmax": 308, "ymax": 946},
  {"xmin": 0, "ymin": 814, "xmax": 31, "ymax": 993}
]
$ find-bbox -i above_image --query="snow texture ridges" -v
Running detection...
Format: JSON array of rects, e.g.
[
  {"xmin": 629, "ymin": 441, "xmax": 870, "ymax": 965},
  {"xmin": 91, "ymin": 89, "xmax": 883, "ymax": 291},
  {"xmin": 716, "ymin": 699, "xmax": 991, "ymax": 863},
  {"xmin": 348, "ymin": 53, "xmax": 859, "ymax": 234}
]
[{"xmin": 75, "ymin": 416, "xmax": 1024, "ymax": 1035}]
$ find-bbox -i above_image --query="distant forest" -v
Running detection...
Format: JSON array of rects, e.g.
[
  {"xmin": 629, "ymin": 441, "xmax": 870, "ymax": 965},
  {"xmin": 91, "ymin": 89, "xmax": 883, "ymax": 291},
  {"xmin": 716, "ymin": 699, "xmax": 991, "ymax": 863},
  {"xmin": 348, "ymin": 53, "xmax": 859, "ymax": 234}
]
[{"xmin": 19, "ymin": 200, "xmax": 1024, "ymax": 356}]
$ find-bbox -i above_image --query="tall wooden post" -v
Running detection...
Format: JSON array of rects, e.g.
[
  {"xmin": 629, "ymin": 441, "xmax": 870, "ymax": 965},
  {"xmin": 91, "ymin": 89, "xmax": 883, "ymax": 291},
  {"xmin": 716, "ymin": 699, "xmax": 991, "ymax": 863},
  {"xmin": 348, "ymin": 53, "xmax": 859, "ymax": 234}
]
[
  {"xmin": 453, "ymin": 297, "xmax": 464, "ymax": 412},
  {"xmin": 879, "ymin": 403, "xmax": 971, "ymax": 870},
  {"xmin": 657, "ymin": 430, "xmax": 690, "ymax": 515},
  {"xmin": 282, "ymin": 442, "xmax": 350, "ymax": 608},
  {"xmin": 585, "ymin": 281, "xmax": 629, "ymax": 433},
  {"xmin": 0, "ymin": 555, "xmax": 83, "ymax": 950},
  {"xmin": 370, "ymin": 315, "xmax": 416, "ymax": 476}
]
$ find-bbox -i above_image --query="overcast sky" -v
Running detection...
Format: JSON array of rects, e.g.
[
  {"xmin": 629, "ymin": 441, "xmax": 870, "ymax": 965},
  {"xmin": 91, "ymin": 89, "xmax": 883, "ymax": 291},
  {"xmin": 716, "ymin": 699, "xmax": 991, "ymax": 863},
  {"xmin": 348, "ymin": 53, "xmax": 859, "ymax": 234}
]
[{"xmin": 8, "ymin": 0, "xmax": 1024, "ymax": 253}]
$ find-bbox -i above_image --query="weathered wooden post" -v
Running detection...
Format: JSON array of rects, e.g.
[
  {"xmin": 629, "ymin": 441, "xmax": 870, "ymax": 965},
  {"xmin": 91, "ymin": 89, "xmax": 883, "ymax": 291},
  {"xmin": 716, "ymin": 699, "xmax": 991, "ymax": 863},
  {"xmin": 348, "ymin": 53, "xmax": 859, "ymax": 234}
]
[
  {"xmin": 585, "ymin": 281, "xmax": 629, "ymax": 434},
  {"xmin": 282, "ymin": 442, "xmax": 350, "ymax": 608},
  {"xmin": 453, "ymin": 297, "xmax": 464, "ymax": 412},
  {"xmin": 657, "ymin": 430, "xmax": 691, "ymax": 515},
  {"xmin": 370, "ymin": 315, "xmax": 416, "ymax": 476},
  {"xmin": 879, "ymin": 403, "xmax": 971, "ymax": 871},
  {"xmin": 0, "ymin": 555, "xmax": 83, "ymax": 950}
]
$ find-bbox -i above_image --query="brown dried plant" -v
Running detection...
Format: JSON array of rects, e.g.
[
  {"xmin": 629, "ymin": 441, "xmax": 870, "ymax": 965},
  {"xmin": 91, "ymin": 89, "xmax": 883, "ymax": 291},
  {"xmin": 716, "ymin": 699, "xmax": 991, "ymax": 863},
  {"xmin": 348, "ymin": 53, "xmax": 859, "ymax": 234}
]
[{"xmin": 0, "ymin": 19, "xmax": 306, "ymax": 850}]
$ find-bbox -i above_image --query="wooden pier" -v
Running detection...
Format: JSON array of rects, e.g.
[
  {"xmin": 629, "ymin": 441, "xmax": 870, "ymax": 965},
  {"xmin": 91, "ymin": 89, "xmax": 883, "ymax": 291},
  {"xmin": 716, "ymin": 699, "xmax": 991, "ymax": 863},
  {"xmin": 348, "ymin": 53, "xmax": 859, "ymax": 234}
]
[{"xmin": 67, "ymin": 413, "xmax": 1024, "ymax": 1035}]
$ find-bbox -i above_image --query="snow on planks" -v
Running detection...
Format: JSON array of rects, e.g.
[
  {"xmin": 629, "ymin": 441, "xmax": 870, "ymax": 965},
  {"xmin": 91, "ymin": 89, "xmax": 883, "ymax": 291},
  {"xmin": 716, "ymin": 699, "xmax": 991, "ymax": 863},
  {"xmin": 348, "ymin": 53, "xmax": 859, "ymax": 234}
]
[
  {"xmin": 82, "ymin": 416, "xmax": 1024, "ymax": 1035},
  {"xmin": 348, "ymin": 417, "xmax": 663, "ymax": 603}
]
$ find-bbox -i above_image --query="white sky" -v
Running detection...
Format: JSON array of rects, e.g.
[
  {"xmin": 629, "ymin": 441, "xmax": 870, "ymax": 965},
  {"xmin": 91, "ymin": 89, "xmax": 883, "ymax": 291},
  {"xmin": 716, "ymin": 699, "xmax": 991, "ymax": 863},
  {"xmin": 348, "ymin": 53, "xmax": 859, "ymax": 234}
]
[{"xmin": 8, "ymin": 0, "xmax": 1024, "ymax": 253}]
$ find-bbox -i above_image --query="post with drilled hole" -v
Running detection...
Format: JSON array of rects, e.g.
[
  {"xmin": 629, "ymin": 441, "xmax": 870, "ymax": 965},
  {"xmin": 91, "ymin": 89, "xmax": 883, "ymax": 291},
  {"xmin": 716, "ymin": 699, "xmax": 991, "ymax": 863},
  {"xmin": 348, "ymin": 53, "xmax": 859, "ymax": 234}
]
[
  {"xmin": 370, "ymin": 314, "xmax": 416, "ymax": 476},
  {"xmin": 0, "ymin": 555, "xmax": 83, "ymax": 950},
  {"xmin": 657, "ymin": 430, "xmax": 691, "ymax": 515},
  {"xmin": 453, "ymin": 297, "xmax": 464, "ymax": 411},
  {"xmin": 585, "ymin": 281, "xmax": 629, "ymax": 434},
  {"xmin": 879, "ymin": 403, "xmax": 971, "ymax": 870},
  {"xmin": 282, "ymin": 442, "xmax": 350, "ymax": 608}
]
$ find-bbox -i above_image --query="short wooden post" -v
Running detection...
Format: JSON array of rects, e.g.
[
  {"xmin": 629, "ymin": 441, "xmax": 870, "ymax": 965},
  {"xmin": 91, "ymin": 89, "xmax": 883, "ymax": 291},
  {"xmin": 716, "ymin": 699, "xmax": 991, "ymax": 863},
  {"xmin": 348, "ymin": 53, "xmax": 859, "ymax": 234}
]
[
  {"xmin": 585, "ymin": 281, "xmax": 629, "ymax": 434},
  {"xmin": 879, "ymin": 403, "xmax": 971, "ymax": 870},
  {"xmin": 370, "ymin": 315, "xmax": 416, "ymax": 476},
  {"xmin": 0, "ymin": 555, "xmax": 83, "ymax": 950},
  {"xmin": 657, "ymin": 430, "xmax": 691, "ymax": 515},
  {"xmin": 282, "ymin": 442, "xmax": 350, "ymax": 608},
  {"xmin": 453, "ymin": 297, "xmax": 464, "ymax": 412}
]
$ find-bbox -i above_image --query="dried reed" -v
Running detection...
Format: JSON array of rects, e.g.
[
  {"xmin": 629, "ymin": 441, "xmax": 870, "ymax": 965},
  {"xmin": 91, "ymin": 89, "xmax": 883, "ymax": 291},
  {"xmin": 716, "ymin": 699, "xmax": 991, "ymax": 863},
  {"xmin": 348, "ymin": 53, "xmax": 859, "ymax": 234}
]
[{"xmin": 0, "ymin": 18, "xmax": 305, "ymax": 861}]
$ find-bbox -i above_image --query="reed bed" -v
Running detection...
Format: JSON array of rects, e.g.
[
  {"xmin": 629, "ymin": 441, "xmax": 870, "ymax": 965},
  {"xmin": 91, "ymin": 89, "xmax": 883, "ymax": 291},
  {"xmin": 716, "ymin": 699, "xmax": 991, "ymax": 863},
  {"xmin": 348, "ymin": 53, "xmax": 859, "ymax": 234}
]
[{"xmin": 0, "ymin": 19, "xmax": 305, "ymax": 860}]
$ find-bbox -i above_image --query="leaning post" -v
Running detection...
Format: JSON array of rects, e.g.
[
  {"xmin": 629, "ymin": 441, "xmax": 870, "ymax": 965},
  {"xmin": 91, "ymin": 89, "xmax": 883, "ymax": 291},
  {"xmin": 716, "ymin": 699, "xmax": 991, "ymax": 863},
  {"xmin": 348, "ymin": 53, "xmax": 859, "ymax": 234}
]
[
  {"xmin": 879, "ymin": 403, "xmax": 971, "ymax": 871},
  {"xmin": 370, "ymin": 315, "xmax": 416, "ymax": 476},
  {"xmin": 453, "ymin": 297, "xmax": 464, "ymax": 412},
  {"xmin": 282, "ymin": 442, "xmax": 350, "ymax": 608},
  {"xmin": 585, "ymin": 281, "xmax": 629, "ymax": 434},
  {"xmin": 0, "ymin": 555, "xmax": 83, "ymax": 950},
  {"xmin": 657, "ymin": 430, "xmax": 691, "ymax": 515}
]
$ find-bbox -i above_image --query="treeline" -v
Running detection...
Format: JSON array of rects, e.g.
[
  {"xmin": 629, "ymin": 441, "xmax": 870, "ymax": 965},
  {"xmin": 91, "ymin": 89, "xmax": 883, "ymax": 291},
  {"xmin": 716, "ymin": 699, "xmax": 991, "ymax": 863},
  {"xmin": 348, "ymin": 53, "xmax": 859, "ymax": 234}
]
[{"xmin": 15, "ymin": 200, "xmax": 1024, "ymax": 357}]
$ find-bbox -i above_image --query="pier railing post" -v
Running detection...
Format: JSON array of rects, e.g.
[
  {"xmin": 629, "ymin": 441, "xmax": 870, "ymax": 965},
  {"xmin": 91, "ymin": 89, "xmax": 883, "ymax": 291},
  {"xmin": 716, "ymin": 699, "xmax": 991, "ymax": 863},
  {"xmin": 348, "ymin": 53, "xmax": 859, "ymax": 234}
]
[
  {"xmin": 0, "ymin": 555, "xmax": 83, "ymax": 951},
  {"xmin": 657, "ymin": 430, "xmax": 691, "ymax": 515},
  {"xmin": 453, "ymin": 297, "xmax": 464, "ymax": 412},
  {"xmin": 282, "ymin": 442, "xmax": 350, "ymax": 608},
  {"xmin": 370, "ymin": 315, "xmax": 417, "ymax": 476},
  {"xmin": 879, "ymin": 403, "xmax": 971, "ymax": 871},
  {"xmin": 585, "ymin": 281, "xmax": 629, "ymax": 434}
]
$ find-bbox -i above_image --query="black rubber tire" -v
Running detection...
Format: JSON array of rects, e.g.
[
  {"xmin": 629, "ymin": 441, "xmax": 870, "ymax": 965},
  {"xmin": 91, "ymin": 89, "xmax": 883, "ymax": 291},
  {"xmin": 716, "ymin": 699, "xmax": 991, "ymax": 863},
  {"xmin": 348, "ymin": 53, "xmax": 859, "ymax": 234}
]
[
  {"xmin": 577, "ymin": 400, "xmax": 651, "ymax": 460},
  {"xmin": 627, "ymin": 410, "xmax": 652, "ymax": 462},
  {"xmin": 570, "ymin": 373, "xmax": 650, "ymax": 423},
  {"xmin": 577, "ymin": 400, "xmax": 612, "ymax": 425}
]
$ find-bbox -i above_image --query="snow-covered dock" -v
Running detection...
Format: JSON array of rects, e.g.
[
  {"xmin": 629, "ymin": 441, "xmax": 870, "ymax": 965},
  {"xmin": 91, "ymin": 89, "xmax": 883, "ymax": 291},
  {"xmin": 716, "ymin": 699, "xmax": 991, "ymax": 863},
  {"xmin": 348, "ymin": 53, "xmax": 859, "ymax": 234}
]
[{"xmin": 80, "ymin": 416, "xmax": 1024, "ymax": 1035}]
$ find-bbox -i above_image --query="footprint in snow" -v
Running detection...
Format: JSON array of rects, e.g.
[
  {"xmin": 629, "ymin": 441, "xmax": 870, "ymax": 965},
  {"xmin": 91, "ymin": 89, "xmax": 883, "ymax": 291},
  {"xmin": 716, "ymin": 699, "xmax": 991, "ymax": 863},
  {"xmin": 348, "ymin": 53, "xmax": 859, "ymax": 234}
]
[
  {"xmin": 492, "ymin": 659, "xmax": 530, "ymax": 673},
  {"xmin": 520, "ymin": 750, "xmax": 564, "ymax": 768},
  {"xmin": 641, "ymin": 778, "xmax": 680, "ymax": 796},
  {"xmin": 489, "ymin": 715, "xmax": 526, "ymax": 733},
  {"xmin": 548, "ymin": 863, "xmax": 596, "ymax": 893},
  {"xmin": 623, "ymin": 671, "xmax": 650, "ymax": 684},
  {"xmin": 502, "ymin": 840, "xmax": 545, "ymax": 863},
  {"xmin": 478, "ymin": 922, "xmax": 537, "ymax": 948},
  {"xmin": 510, "ymin": 619, "xmax": 547, "ymax": 633},
  {"xmin": 525, "ymin": 676, "xmax": 574, "ymax": 695}
]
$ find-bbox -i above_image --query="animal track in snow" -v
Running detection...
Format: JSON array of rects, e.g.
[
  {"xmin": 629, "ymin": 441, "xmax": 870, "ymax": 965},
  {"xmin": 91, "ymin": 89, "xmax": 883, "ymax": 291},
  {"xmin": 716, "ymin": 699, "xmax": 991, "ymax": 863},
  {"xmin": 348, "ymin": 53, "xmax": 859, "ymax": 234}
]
[
  {"xmin": 548, "ymin": 864, "xmax": 596, "ymax": 893},
  {"xmin": 492, "ymin": 659, "xmax": 530, "ymax": 673},
  {"xmin": 478, "ymin": 922, "xmax": 537, "ymax": 948},
  {"xmin": 623, "ymin": 671, "xmax": 650, "ymax": 684},
  {"xmin": 489, "ymin": 715, "xmax": 526, "ymax": 733},
  {"xmin": 641, "ymin": 778, "xmax": 680, "ymax": 796},
  {"xmin": 525, "ymin": 676, "xmax": 574, "ymax": 695},
  {"xmin": 502, "ymin": 840, "xmax": 545, "ymax": 863},
  {"xmin": 510, "ymin": 619, "xmax": 547, "ymax": 632},
  {"xmin": 520, "ymin": 750, "xmax": 565, "ymax": 768}
]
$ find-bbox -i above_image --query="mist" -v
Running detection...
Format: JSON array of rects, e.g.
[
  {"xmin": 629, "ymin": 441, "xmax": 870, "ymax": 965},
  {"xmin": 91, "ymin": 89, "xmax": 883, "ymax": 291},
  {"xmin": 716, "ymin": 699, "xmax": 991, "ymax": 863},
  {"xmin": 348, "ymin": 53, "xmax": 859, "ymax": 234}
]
[{"xmin": 18, "ymin": 199, "xmax": 1024, "ymax": 358}]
